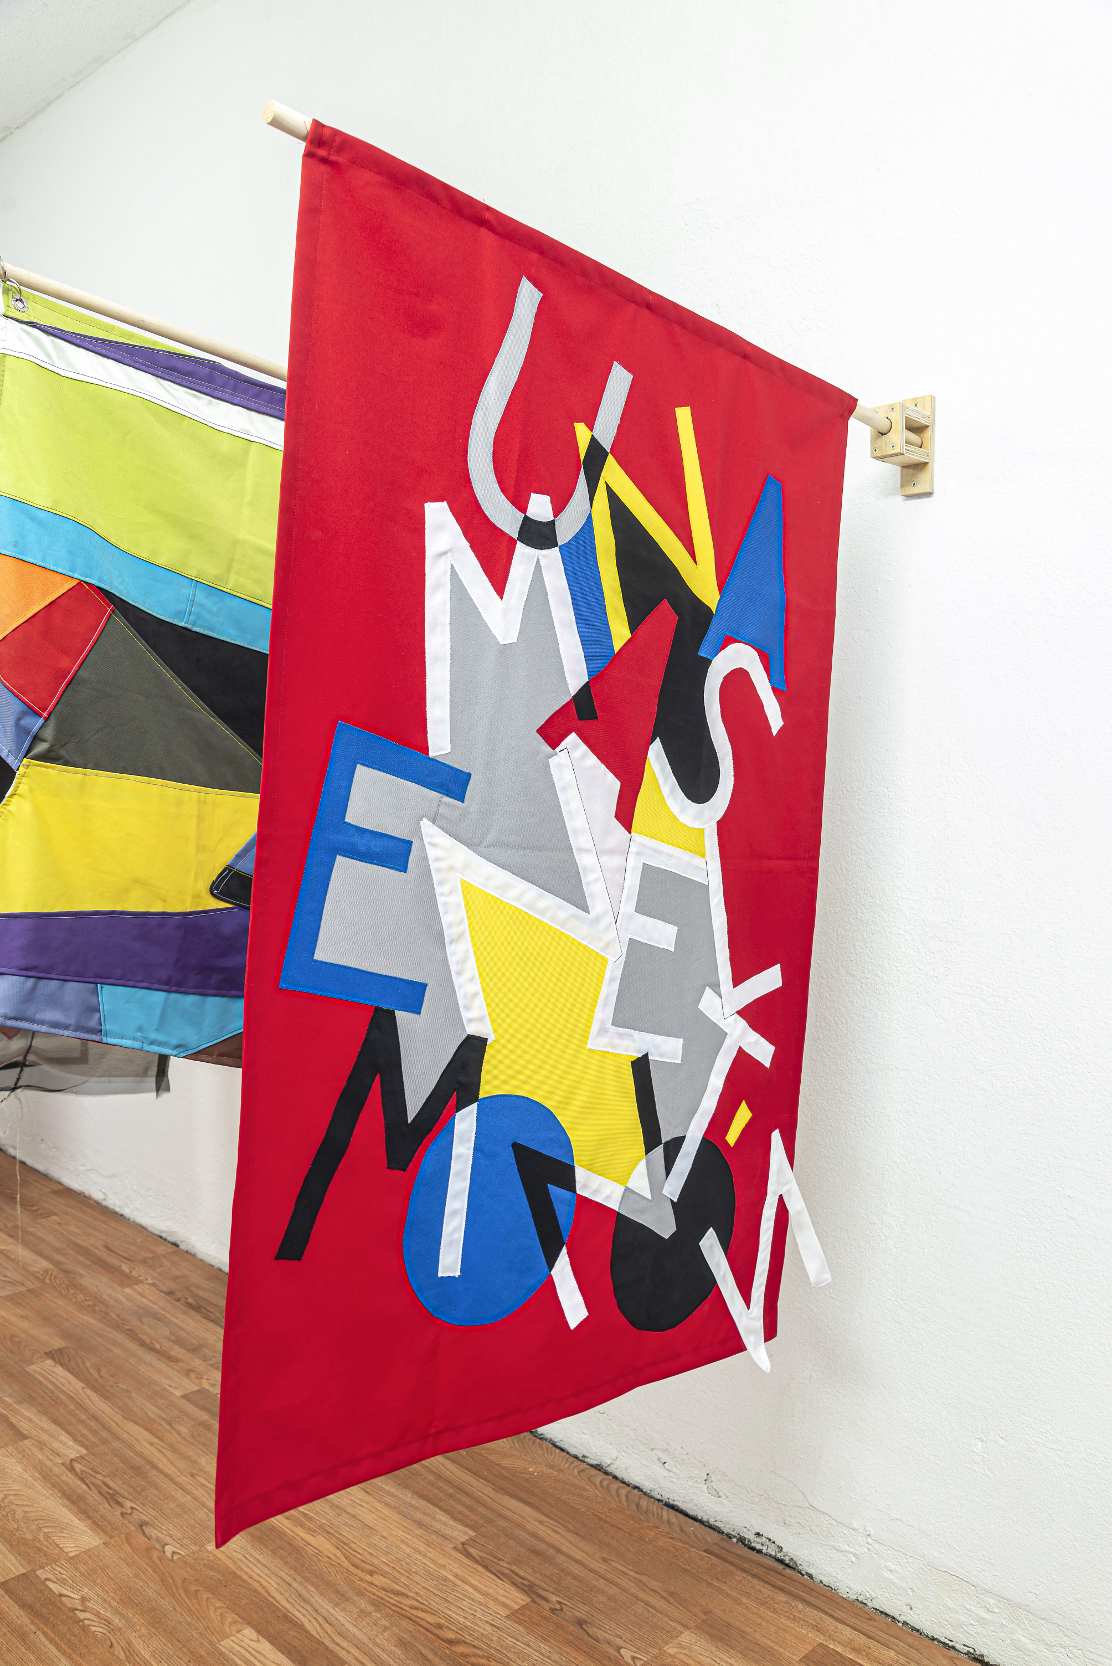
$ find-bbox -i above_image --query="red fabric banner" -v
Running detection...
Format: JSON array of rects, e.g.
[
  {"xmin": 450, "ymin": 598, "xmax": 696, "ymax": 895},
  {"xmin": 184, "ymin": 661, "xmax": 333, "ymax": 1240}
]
[{"xmin": 216, "ymin": 121, "xmax": 853, "ymax": 1544}]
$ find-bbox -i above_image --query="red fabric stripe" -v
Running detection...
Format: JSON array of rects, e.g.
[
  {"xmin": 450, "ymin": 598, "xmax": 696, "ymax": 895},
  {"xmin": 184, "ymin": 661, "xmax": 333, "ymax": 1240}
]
[{"xmin": 0, "ymin": 581, "xmax": 111, "ymax": 717}]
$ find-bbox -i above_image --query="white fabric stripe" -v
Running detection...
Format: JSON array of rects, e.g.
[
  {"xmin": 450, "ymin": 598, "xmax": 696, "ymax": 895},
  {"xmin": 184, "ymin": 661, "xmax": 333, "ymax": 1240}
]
[
  {"xmin": 0, "ymin": 313, "xmax": 284, "ymax": 450},
  {"xmin": 420, "ymin": 815, "xmax": 621, "ymax": 1038},
  {"xmin": 531, "ymin": 493, "xmax": 589, "ymax": 695},
  {"xmin": 548, "ymin": 749, "xmax": 618, "ymax": 932},
  {"xmin": 648, "ymin": 643, "xmax": 783, "ymax": 830},
  {"xmin": 550, "ymin": 1245, "xmax": 589, "ymax": 1329},
  {"xmin": 438, "ymin": 1100, "xmax": 478, "ymax": 1277},
  {"xmin": 701, "ymin": 1227, "xmax": 771, "ymax": 1370},
  {"xmin": 706, "ymin": 823, "xmax": 783, "ymax": 1016},
  {"xmin": 419, "ymin": 822, "xmax": 495, "ymax": 1038},
  {"xmin": 574, "ymin": 1166, "xmax": 626, "ymax": 1211},
  {"xmin": 663, "ymin": 984, "xmax": 778, "ymax": 1202},
  {"xmin": 700, "ymin": 1129, "xmax": 830, "ymax": 1373},
  {"xmin": 560, "ymin": 736, "xmax": 631, "ymax": 918},
  {"xmin": 589, "ymin": 834, "xmax": 686, "ymax": 1064}
]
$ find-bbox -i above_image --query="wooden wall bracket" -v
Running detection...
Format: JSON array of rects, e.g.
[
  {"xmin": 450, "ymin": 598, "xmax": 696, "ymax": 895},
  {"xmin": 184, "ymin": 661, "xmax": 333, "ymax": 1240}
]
[{"xmin": 869, "ymin": 396, "xmax": 935, "ymax": 496}]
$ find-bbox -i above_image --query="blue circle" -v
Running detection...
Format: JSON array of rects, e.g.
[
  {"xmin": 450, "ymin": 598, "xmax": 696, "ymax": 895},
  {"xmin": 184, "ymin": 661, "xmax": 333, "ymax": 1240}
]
[{"xmin": 403, "ymin": 1094, "xmax": 575, "ymax": 1326}]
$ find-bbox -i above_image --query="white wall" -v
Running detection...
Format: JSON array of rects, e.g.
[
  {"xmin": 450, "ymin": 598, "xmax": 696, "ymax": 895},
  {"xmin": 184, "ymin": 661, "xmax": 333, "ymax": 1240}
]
[
  {"xmin": 2, "ymin": 5, "xmax": 1109, "ymax": 1662},
  {"xmin": 0, "ymin": 1061, "xmax": 241, "ymax": 1266}
]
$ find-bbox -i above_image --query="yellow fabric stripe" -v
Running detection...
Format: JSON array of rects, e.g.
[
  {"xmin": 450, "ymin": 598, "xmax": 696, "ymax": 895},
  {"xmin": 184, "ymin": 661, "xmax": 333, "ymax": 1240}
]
[
  {"xmin": 631, "ymin": 758, "xmax": 706, "ymax": 857},
  {"xmin": 574, "ymin": 418, "xmax": 720, "ymax": 639},
  {"xmin": 0, "ymin": 760, "xmax": 258, "ymax": 914},
  {"xmin": 674, "ymin": 406, "xmax": 719, "ymax": 606},
  {"xmin": 601, "ymin": 449, "xmax": 719, "ymax": 614},
  {"xmin": 0, "ymin": 551, "xmax": 75, "ymax": 642},
  {"xmin": 461, "ymin": 879, "xmax": 644, "ymax": 1186}
]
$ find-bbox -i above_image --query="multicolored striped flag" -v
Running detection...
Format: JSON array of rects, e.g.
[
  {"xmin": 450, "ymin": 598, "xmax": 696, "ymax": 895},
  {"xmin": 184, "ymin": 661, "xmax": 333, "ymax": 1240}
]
[{"xmin": 0, "ymin": 281, "xmax": 282, "ymax": 1058}]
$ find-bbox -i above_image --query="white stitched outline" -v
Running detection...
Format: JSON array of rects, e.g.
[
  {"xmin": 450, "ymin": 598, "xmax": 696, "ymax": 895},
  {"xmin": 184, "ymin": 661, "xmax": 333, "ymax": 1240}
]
[
  {"xmin": 648, "ymin": 642, "xmax": 783, "ymax": 829},
  {"xmin": 700, "ymin": 1129, "xmax": 830, "ymax": 1371},
  {"xmin": 425, "ymin": 499, "xmax": 587, "ymax": 756}
]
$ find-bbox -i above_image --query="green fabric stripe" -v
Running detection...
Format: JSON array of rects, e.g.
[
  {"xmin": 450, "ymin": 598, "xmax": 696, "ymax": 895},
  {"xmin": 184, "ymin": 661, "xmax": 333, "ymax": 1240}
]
[{"xmin": 0, "ymin": 353, "xmax": 278, "ymax": 608}]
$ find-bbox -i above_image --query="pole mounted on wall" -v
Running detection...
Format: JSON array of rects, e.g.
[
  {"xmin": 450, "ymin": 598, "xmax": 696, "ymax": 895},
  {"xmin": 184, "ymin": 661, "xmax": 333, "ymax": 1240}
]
[
  {"xmin": 0, "ymin": 257, "xmax": 286, "ymax": 381},
  {"xmin": 2, "ymin": 102, "xmax": 934, "ymax": 495},
  {"xmin": 263, "ymin": 103, "xmax": 935, "ymax": 497}
]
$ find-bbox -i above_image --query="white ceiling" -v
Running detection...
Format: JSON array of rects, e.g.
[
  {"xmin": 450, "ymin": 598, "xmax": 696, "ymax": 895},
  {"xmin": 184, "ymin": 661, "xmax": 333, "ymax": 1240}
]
[{"xmin": 0, "ymin": 0, "xmax": 190, "ymax": 141}]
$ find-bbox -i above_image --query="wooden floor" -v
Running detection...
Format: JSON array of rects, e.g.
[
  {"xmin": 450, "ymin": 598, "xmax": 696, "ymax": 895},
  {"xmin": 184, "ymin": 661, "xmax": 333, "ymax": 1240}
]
[{"xmin": 0, "ymin": 1151, "xmax": 962, "ymax": 1666}]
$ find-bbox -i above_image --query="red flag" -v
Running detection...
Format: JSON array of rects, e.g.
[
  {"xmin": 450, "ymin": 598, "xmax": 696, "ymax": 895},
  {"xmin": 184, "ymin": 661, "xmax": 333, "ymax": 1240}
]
[{"xmin": 217, "ymin": 121, "xmax": 853, "ymax": 1543}]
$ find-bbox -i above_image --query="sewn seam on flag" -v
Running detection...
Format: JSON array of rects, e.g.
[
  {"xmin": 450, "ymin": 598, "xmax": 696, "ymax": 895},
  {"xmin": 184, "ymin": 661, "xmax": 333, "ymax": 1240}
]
[
  {"xmin": 0, "ymin": 581, "xmax": 112, "ymax": 717},
  {"xmin": 308, "ymin": 122, "xmax": 857, "ymax": 419},
  {"xmin": 0, "ymin": 312, "xmax": 284, "ymax": 450},
  {"xmin": 0, "ymin": 363, "xmax": 280, "ymax": 608},
  {"xmin": 0, "ymin": 496, "xmax": 272, "ymax": 651}
]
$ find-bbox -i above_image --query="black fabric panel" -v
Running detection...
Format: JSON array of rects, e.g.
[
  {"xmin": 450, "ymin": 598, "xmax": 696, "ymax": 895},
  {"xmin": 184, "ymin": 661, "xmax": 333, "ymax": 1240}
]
[
  {"xmin": 632, "ymin": 1054, "xmax": 662, "ymax": 1154},
  {"xmin": 276, "ymin": 1016, "xmax": 383, "ymax": 1260},
  {"xmin": 512, "ymin": 1142, "xmax": 577, "ymax": 1270},
  {"xmin": 517, "ymin": 514, "xmax": 559, "ymax": 550},
  {"xmin": 572, "ymin": 680, "xmax": 598, "ymax": 721},
  {"xmin": 0, "ymin": 757, "xmax": 14, "ymax": 801},
  {"xmin": 607, "ymin": 487, "xmax": 719, "ymax": 805},
  {"xmin": 610, "ymin": 1136, "xmax": 735, "ymax": 1332},
  {"xmin": 210, "ymin": 867, "xmax": 253, "ymax": 909},
  {"xmin": 582, "ymin": 435, "xmax": 609, "ymax": 502},
  {"xmin": 276, "ymin": 1009, "xmax": 486, "ymax": 1259},
  {"xmin": 29, "ymin": 613, "xmax": 261, "ymax": 791},
  {"xmin": 100, "ymin": 590, "xmax": 268, "ymax": 756}
]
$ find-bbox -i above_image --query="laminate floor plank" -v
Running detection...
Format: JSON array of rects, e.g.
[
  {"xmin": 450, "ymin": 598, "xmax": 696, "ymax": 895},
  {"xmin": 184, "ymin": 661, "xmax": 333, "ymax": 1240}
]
[
  {"xmin": 0, "ymin": 1584, "xmax": 76, "ymax": 1666},
  {"xmin": 0, "ymin": 1152, "xmax": 963, "ymax": 1666}
]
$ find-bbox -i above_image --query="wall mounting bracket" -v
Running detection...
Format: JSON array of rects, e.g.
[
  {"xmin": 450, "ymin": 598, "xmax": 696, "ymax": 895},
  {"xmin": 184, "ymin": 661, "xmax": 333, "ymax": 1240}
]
[{"xmin": 868, "ymin": 396, "xmax": 935, "ymax": 496}]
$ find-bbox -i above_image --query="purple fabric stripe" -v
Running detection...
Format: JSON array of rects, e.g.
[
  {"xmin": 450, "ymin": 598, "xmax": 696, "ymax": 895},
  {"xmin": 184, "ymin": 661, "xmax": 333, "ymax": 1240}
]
[
  {"xmin": 0, "ymin": 908, "xmax": 250, "ymax": 997},
  {"xmin": 26, "ymin": 321, "xmax": 287, "ymax": 421}
]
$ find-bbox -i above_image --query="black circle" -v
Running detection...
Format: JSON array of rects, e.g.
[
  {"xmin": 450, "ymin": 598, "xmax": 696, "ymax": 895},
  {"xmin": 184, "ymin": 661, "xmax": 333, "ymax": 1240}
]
[{"xmin": 610, "ymin": 1137, "xmax": 735, "ymax": 1331}]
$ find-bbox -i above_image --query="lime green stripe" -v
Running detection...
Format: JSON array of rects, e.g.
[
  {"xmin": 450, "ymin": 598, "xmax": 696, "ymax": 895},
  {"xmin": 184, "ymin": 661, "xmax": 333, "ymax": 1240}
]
[{"xmin": 0, "ymin": 354, "xmax": 279, "ymax": 607}]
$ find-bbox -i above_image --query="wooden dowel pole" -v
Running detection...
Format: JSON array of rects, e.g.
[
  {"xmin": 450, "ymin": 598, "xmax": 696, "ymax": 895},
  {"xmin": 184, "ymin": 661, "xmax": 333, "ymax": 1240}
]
[
  {"xmin": 261, "ymin": 100, "xmax": 899, "ymax": 440},
  {"xmin": 851, "ymin": 401, "xmax": 893, "ymax": 435},
  {"xmin": 1, "ymin": 263, "xmax": 287, "ymax": 381},
  {"xmin": 263, "ymin": 101, "xmax": 311, "ymax": 141}
]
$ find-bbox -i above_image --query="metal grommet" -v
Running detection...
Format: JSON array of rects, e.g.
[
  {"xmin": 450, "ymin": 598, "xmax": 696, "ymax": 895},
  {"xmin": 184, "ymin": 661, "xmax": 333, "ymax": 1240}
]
[{"xmin": 0, "ymin": 255, "xmax": 28, "ymax": 312}]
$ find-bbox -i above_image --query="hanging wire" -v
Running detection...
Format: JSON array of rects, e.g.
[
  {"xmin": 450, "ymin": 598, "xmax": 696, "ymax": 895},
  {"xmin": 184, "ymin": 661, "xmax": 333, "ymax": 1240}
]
[{"xmin": 0, "ymin": 1032, "xmax": 34, "ymax": 1266}]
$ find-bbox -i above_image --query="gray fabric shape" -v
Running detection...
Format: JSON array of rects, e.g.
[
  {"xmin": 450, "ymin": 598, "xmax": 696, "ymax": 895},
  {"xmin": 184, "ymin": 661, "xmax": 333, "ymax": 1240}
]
[
  {"xmin": 465, "ymin": 274, "xmax": 632, "ymax": 545},
  {"xmin": 29, "ymin": 613, "xmax": 261, "ymax": 791},
  {"xmin": 610, "ymin": 862, "xmax": 724, "ymax": 1143},
  {"xmin": 315, "ymin": 856, "xmax": 433, "ymax": 984},
  {"xmin": 311, "ymin": 767, "xmax": 466, "ymax": 1120},
  {"xmin": 618, "ymin": 1143, "xmax": 676, "ymax": 1238},
  {"xmin": 433, "ymin": 564, "xmax": 590, "ymax": 913},
  {"xmin": 467, "ymin": 277, "xmax": 543, "ymax": 538},
  {"xmin": 346, "ymin": 766, "xmax": 439, "ymax": 836}
]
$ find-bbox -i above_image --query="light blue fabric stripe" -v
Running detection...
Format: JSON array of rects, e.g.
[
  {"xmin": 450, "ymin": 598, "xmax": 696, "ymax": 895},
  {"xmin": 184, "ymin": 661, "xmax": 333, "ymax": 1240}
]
[
  {"xmin": 97, "ymin": 984, "xmax": 244, "ymax": 1056},
  {"xmin": 0, "ymin": 679, "xmax": 44, "ymax": 770},
  {"xmin": 0, "ymin": 974, "xmax": 103, "ymax": 1040},
  {"xmin": 0, "ymin": 496, "xmax": 272, "ymax": 653}
]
